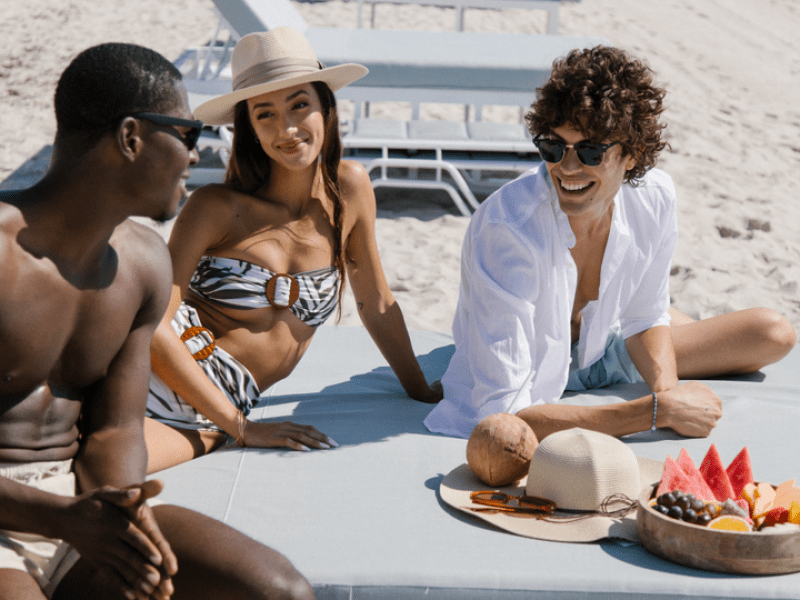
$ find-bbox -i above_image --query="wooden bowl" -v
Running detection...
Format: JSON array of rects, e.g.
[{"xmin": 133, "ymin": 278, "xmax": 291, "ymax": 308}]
[{"xmin": 636, "ymin": 484, "xmax": 800, "ymax": 574}]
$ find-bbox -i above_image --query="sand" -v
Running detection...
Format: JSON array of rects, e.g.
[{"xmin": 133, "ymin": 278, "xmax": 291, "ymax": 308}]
[{"xmin": 1, "ymin": 0, "xmax": 799, "ymax": 335}]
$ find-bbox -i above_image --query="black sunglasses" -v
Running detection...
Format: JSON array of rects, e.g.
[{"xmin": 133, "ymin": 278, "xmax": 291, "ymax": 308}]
[
  {"xmin": 131, "ymin": 113, "xmax": 204, "ymax": 151},
  {"xmin": 533, "ymin": 136, "xmax": 620, "ymax": 167}
]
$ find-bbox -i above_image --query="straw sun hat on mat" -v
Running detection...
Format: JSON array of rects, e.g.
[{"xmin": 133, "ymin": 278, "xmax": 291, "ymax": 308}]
[
  {"xmin": 440, "ymin": 428, "xmax": 664, "ymax": 543},
  {"xmin": 194, "ymin": 27, "xmax": 368, "ymax": 125}
]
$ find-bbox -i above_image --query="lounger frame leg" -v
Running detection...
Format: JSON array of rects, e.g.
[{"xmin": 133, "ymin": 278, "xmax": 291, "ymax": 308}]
[{"xmin": 364, "ymin": 157, "xmax": 480, "ymax": 216}]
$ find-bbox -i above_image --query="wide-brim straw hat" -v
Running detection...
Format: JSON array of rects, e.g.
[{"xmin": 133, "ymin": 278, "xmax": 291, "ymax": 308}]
[
  {"xmin": 194, "ymin": 27, "xmax": 368, "ymax": 125},
  {"xmin": 440, "ymin": 428, "xmax": 664, "ymax": 543}
]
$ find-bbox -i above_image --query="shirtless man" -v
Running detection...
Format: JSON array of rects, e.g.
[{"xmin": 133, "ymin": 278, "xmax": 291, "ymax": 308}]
[
  {"xmin": 424, "ymin": 46, "xmax": 795, "ymax": 441},
  {"xmin": 0, "ymin": 42, "xmax": 314, "ymax": 600}
]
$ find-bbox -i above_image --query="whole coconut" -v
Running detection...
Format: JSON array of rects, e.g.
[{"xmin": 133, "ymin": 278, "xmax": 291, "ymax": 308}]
[{"xmin": 466, "ymin": 413, "xmax": 539, "ymax": 486}]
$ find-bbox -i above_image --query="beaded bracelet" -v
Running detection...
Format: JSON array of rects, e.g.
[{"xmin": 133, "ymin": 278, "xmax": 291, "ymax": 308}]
[{"xmin": 651, "ymin": 392, "xmax": 658, "ymax": 432}]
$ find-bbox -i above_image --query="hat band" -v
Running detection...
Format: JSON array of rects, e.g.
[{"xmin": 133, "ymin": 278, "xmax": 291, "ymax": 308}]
[
  {"xmin": 540, "ymin": 493, "xmax": 638, "ymax": 522},
  {"xmin": 233, "ymin": 57, "xmax": 323, "ymax": 91}
]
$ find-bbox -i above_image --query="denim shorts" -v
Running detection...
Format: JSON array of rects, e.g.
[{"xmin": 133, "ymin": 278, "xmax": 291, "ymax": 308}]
[{"xmin": 566, "ymin": 327, "xmax": 644, "ymax": 391}]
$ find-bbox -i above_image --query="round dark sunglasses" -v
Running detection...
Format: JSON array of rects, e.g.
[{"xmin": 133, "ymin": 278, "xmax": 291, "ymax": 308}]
[
  {"xmin": 533, "ymin": 136, "xmax": 619, "ymax": 167},
  {"xmin": 131, "ymin": 112, "xmax": 204, "ymax": 151}
]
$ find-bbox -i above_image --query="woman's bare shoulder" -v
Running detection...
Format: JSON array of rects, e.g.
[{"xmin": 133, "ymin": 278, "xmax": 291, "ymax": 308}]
[
  {"xmin": 177, "ymin": 183, "xmax": 254, "ymax": 230},
  {"xmin": 167, "ymin": 183, "xmax": 254, "ymax": 256},
  {"xmin": 184, "ymin": 183, "xmax": 243, "ymax": 211},
  {"xmin": 337, "ymin": 160, "xmax": 375, "ymax": 214},
  {"xmin": 338, "ymin": 159, "xmax": 371, "ymax": 187}
]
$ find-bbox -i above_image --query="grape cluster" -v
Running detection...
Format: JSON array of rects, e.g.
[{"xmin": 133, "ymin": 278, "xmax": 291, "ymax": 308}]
[{"xmin": 654, "ymin": 490, "xmax": 719, "ymax": 526}]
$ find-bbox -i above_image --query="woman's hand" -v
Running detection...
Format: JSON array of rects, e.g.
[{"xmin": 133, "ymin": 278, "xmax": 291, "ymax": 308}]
[
  {"xmin": 410, "ymin": 380, "xmax": 444, "ymax": 404},
  {"xmin": 242, "ymin": 420, "xmax": 338, "ymax": 451}
]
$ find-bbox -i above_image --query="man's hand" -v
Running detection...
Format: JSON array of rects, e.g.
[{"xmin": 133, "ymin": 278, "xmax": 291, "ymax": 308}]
[
  {"xmin": 56, "ymin": 480, "xmax": 176, "ymax": 599},
  {"xmin": 657, "ymin": 381, "xmax": 723, "ymax": 437}
]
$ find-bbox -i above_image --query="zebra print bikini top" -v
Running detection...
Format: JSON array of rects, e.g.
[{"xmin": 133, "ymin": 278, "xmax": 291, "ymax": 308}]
[{"xmin": 188, "ymin": 255, "xmax": 339, "ymax": 327}]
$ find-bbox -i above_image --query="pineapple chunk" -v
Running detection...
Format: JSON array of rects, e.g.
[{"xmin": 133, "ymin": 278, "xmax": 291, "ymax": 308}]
[{"xmin": 789, "ymin": 501, "xmax": 800, "ymax": 525}]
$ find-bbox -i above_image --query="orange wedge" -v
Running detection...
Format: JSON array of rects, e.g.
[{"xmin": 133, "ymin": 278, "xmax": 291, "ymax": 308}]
[{"xmin": 707, "ymin": 515, "xmax": 752, "ymax": 532}]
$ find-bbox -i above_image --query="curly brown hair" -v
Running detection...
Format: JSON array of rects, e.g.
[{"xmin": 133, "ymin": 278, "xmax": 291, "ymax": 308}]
[{"xmin": 525, "ymin": 46, "xmax": 667, "ymax": 184}]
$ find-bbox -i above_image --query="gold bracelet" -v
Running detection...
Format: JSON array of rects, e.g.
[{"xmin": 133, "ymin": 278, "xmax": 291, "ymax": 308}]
[{"xmin": 235, "ymin": 411, "xmax": 247, "ymax": 448}]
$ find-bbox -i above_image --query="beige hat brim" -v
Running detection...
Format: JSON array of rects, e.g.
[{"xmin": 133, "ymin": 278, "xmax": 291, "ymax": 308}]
[
  {"xmin": 193, "ymin": 63, "xmax": 368, "ymax": 125},
  {"xmin": 440, "ymin": 458, "xmax": 664, "ymax": 543}
]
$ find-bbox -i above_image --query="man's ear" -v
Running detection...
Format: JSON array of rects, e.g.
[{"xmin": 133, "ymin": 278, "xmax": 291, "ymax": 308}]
[
  {"xmin": 116, "ymin": 116, "xmax": 143, "ymax": 161},
  {"xmin": 625, "ymin": 146, "xmax": 642, "ymax": 172}
]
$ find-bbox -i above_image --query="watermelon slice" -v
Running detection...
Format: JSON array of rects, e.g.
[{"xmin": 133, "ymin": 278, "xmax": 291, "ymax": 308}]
[
  {"xmin": 676, "ymin": 448, "xmax": 717, "ymax": 502},
  {"xmin": 656, "ymin": 455, "xmax": 711, "ymax": 500},
  {"xmin": 699, "ymin": 444, "xmax": 736, "ymax": 502},
  {"xmin": 725, "ymin": 446, "xmax": 754, "ymax": 499}
]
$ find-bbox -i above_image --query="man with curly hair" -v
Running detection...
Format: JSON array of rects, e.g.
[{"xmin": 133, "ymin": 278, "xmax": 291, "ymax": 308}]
[
  {"xmin": 0, "ymin": 42, "xmax": 314, "ymax": 600},
  {"xmin": 425, "ymin": 46, "xmax": 795, "ymax": 441}
]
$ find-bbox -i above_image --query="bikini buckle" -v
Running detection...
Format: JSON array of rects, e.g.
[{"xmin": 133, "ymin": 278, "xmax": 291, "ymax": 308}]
[
  {"xmin": 273, "ymin": 276, "xmax": 293, "ymax": 307},
  {"xmin": 265, "ymin": 274, "xmax": 300, "ymax": 309},
  {"xmin": 179, "ymin": 326, "xmax": 216, "ymax": 361}
]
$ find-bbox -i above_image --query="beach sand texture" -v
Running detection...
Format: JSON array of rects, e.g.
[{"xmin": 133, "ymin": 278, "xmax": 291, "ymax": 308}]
[{"xmin": 1, "ymin": 0, "xmax": 798, "ymax": 335}]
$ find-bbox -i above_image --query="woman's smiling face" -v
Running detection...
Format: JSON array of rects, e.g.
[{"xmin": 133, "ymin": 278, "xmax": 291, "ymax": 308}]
[
  {"xmin": 543, "ymin": 123, "xmax": 636, "ymax": 220},
  {"xmin": 247, "ymin": 83, "xmax": 325, "ymax": 173}
]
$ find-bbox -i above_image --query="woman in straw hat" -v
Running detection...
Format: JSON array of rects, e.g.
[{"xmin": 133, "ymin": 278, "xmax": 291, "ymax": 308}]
[{"xmin": 144, "ymin": 27, "xmax": 442, "ymax": 472}]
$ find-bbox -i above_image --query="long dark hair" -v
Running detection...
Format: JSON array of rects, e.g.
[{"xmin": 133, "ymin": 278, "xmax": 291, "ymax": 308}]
[{"xmin": 225, "ymin": 81, "xmax": 346, "ymax": 316}]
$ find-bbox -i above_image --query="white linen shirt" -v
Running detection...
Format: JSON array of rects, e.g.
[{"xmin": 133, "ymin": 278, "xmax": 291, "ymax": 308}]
[{"xmin": 424, "ymin": 164, "xmax": 678, "ymax": 438}]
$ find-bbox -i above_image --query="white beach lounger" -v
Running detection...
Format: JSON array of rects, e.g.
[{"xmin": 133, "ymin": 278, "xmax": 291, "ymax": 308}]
[
  {"xmin": 336, "ymin": 94, "xmax": 538, "ymax": 216},
  {"xmin": 352, "ymin": 0, "xmax": 564, "ymax": 34},
  {"xmin": 178, "ymin": 1, "xmax": 607, "ymax": 213},
  {"xmin": 306, "ymin": 27, "xmax": 606, "ymax": 214}
]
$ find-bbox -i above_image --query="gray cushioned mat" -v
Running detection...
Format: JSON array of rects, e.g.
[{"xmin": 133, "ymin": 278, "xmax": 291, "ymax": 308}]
[{"xmin": 156, "ymin": 326, "xmax": 800, "ymax": 599}]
